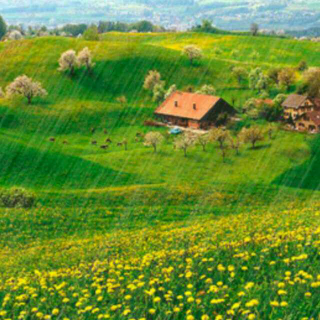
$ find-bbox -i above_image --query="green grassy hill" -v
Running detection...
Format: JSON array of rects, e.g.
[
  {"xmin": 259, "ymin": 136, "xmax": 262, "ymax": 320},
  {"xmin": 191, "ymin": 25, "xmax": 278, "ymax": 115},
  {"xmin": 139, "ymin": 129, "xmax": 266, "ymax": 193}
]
[
  {"xmin": 0, "ymin": 31, "xmax": 319, "ymax": 244},
  {"xmin": 0, "ymin": 33, "xmax": 318, "ymax": 200},
  {"xmin": 0, "ymin": 32, "xmax": 317, "ymax": 244},
  {"xmin": 2, "ymin": 32, "xmax": 320, "ymax": 319}
]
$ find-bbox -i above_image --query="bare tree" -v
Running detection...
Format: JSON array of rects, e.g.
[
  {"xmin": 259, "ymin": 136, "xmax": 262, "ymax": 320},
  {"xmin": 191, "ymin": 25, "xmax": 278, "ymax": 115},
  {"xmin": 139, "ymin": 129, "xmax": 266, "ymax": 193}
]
[
  {"xmin": 229, "ymin": 136, "xmax": 242, "ymax": 155},
  {"xmin": 196, "ymin": 134, "xmax": 210, "ymax": 151},
  {"xmin": 144, "ymin": 132, "xmax": 164, "ymax": 153},
  {"xmin": 122, "ymin": 138, "xmax": 128, "ymax": 151},
  {"xmin": 58, "ymin": 49, "xmax": 78, "ymax": 75},
  {"xmin": 250, "ymin": 23, "xmax": 259, "ymax": 36},
  {"xmin": 6, "ymin": 75, "xmax": 47, "ymax": 104},
  {"xmin": 77, "ymin": 47, "xmax": 95, "ymax": 72},
  {"xmin": 183, "ymin": 45, "xmax": 203, "ymax": 65},
  {"xmin": 240, "ymin": 126, "xmax": 264, "ymax": 149},
  {"xmin": 209, "ymin": 128, "xmax": 231, "ymax": 162},
  {"xmin": 174, "ymin": 133, "xmax": 195, "ymax": 157}
]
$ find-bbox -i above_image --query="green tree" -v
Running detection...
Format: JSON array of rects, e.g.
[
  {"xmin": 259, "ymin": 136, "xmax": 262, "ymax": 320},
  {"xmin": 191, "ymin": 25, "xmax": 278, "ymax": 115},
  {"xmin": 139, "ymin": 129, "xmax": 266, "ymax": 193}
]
[
  {"xmin": 298, "ymin": 60, "xmax": 308, "ymax": 72},
  {"xmin": 303, "ymin": 68, "xmax": 320, "ymax": 98},
  {"xmin": 183, "ymin": 45, "xmax": 203, "ymax": 65},
  {"xmin": 278, "ymin": 68, "xmax": 296, "ymax": 90},
  {"xmin": 152, "ymin": 83, "xmax": 166, "ymax": 102},
  {"xmin": 232, "ymin": 67, "xmax": 248, "ymax": 86},
  {"xmin": 83, "ymin": 25, "xmax": 99, "ymax": 41},
  {"xmin": 249, "ymin": 68, "xmax": 269, "ymax": 92},
  {"xmin": 0, "ymin": 15, "xmax": 7, "ymax": 40},
  {"xmin": 240, "ymin": 126, "xmax": 264, "ymax": 149},
  {"xmin": 132, "ymin": 20, "xmax": 154, "ymax": 32},
  {"xmin": 267, "ymin": 68, "xmax": 281, "ymax": 85},
  {"xmin": 209, "ymin": 128, "xmax": 231, "ymax": 162}
]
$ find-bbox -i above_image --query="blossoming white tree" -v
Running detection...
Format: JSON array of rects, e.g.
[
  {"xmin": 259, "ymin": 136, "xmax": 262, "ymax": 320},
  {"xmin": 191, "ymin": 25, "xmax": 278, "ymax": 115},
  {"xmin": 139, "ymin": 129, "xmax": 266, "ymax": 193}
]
[
  {"xmin": 144, "ymin": 132, "xmax": 164, "ymax": 153},
  {"xmin": 174, "ymin": 133, "xmax": 195, "ymax": 157},
  {"xmin": 183, "ymin": 45, "xmax": 203, "ymax": 65},
  {"xmin": 196, "ymin": 84, "xmax": 216, "ymax": 95},
  {"xmin": 77, "ymin": 47, "xmax": 95, "ymax": 72},
  {"xmin": 58, "ymin": 49, "xmax": 78, "ymax": 75},
  {"xmin": 6, "ymin": 75, "xmax": 47, "ymax": 104},
  {"xmin": 143, "ymin": 70, "xmax": 163, "ymax": 92}
]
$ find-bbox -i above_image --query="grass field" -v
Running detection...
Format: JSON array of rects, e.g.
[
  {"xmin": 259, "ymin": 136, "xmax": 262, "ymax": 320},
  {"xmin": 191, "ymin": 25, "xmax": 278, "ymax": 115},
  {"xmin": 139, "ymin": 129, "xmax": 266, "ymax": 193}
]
[{"xmin": 1, "ymin": 32, "xmax": 320, "ymax": 319}]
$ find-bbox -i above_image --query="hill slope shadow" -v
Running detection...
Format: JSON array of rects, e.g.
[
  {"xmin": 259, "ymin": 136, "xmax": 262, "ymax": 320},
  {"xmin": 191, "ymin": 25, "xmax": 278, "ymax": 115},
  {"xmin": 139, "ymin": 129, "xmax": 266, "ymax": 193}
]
[
  {"xmin": 273, "ymin": 135, "xmax": 320, "ymax": 191},
  {"xmin": 0, "ymin": 139, "xmax": 140, "ymax": 190}
]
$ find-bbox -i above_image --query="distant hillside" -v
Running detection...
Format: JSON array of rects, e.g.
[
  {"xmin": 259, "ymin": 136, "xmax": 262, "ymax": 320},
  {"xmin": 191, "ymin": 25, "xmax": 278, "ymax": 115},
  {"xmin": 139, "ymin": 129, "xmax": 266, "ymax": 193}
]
[
  {"xmin": 287, "ymin": 27, "xmax": 320, "ymax": 38},
  {"xmin": 1, "ymin": 0, "xmax": 320, "ymax": 31}
]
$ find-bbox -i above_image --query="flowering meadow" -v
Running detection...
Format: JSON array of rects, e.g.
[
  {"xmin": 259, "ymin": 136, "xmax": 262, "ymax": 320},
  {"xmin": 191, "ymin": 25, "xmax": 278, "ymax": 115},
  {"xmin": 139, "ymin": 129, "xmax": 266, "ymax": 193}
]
[
  {"xmin": 1, "ymin": 205, "xmax": 320, "ymax": 320},
  {"xmin": 1, "ymin": 30, "xmax": 320, "ymax": 320}
]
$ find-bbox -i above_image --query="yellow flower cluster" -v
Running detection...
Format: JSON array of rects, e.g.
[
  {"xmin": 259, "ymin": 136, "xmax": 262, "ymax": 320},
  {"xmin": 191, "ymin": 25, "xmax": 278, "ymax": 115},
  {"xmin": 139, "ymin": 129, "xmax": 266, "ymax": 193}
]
[{"xmin": 0, "ymin": 208, "xmax": 320, "ymax": 319}]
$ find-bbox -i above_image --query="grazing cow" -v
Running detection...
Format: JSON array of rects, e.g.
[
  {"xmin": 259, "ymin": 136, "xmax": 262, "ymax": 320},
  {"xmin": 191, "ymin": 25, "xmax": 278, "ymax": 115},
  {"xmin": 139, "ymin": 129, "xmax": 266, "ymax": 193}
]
[
  {"xmin": 104, "ymin": 129, "xmax": 108, "ymax": 134},
  {"xmin": 91, "ymin": 140, "xmax": 97, "ymax": 145},
  {"xmin": 106, "ymin": 138, "xmax": 112, "ymax": 143},
  {"xmin": 49, "ymin": 137, "xmax": 55, "ymax": 142},
  {"xmin": 91, "ymin": 127, "xmax": 96, "ymax": 134},
  {"xmin": 63, "ymin": 140, "xmax": 69, "ymax": 145},
  {"xmin": 117, "ymin": 142, "xmax": 123, "ymax": 147},
  {"xmin": 100, "ymin": 145, "xmax": 108, "ymax": 150}
]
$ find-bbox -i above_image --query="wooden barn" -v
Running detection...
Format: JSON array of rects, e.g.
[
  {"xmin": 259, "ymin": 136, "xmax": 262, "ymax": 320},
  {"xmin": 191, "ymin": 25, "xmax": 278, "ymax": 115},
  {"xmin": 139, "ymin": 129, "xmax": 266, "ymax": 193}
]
[{"xmin": 154, "ymin": 91, "xmax": 236, "ymax": 129}]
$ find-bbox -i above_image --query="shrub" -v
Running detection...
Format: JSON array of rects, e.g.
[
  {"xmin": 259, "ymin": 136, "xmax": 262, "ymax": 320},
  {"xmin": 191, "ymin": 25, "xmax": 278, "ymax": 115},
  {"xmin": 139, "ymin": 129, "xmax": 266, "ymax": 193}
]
[{"xmin": 0, "ymin": 187, "xmax": 37, "ymax": 208}]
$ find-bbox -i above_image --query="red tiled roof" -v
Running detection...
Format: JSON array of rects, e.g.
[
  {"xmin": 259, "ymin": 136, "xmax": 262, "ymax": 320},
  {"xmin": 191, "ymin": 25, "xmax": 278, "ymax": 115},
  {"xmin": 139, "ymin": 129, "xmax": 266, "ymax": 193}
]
[
  {"xmin": 256, "ymin": 99, "xmax": 274, "ymax": 106},
  {"xmin": 155, "ymin": 91, "xmax": 222, "ymax": 121}
]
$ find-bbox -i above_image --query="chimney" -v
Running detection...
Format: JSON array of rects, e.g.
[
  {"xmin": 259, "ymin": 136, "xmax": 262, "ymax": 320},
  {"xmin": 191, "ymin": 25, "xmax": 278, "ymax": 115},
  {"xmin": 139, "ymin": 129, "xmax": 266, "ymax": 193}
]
[
  {"xmin": 193, "ymin": 103, "xmax": 196, "ymax": 110},
  {"xmin": 174, "ymin": 101, "xmax": 178, "ymax": 107}
]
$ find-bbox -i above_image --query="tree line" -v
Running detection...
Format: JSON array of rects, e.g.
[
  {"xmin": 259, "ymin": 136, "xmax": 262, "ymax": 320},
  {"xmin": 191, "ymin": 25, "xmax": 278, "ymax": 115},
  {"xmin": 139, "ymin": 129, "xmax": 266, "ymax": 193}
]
[
  {"xmin": 0, "ymin": 14, "xmax": 165, "ymax": 41},
  {"xmin": 144, "ymin": 126, "xmax": 269, "ymax": 161}
]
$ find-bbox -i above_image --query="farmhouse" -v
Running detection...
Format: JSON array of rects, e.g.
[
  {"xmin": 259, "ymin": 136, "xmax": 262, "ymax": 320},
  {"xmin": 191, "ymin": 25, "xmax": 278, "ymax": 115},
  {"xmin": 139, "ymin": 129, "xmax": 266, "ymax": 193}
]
[
  {"xmin": 295, "ymin": 111, "xmax": 320, "ymax": 133},
  {"xmin": 282, "ymin": 94, "xmax": 320, "ymax": 132},
  {"xmin": 154, "ymin": 91, "xmax": 236, "ymax": 129},
  {"xmin": 282, "ymin": 94, "xmax": 319, "ymax": 120}
]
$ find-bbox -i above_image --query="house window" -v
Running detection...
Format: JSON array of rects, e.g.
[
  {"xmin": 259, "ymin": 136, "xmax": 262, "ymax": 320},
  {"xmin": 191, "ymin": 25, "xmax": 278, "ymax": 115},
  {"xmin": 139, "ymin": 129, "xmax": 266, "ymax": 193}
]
[
  {"xmin": 193, "ymin": 103, "xmax": 196, "ymax": 110},
  {"xmin": 174, "ymin": 101, "xmax": 178, "ymax": 107}
]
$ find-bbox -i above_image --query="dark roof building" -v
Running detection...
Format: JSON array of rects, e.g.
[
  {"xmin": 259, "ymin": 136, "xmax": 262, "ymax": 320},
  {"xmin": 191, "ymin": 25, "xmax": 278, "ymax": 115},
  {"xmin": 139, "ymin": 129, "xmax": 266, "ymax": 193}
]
[{"xmin": 282, "ymin": 94, "xmax": 309, "ymax": 109}]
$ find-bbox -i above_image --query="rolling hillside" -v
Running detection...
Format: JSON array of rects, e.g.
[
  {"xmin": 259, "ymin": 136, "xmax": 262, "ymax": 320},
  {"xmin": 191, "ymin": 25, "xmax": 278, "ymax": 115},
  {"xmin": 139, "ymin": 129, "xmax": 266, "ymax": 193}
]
[
  {"xmin": 1, "ymin": 32, "xmax": 320, "ymax": 319},
  {"xmin": 0, "ymin": 32, "xmax": 319, "ymax": 201}
]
